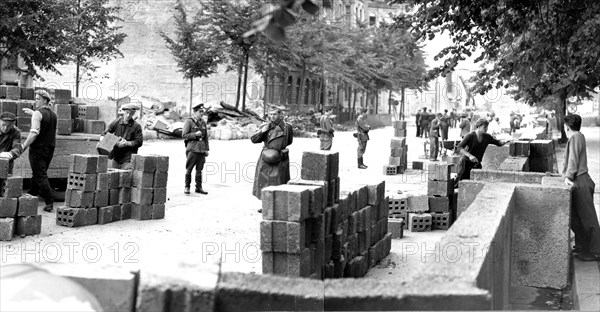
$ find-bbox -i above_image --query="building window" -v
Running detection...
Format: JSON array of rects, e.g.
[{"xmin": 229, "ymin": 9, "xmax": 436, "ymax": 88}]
[{"xmin": 369, "ymin": 15, "xmax": 376, "ymax": 26}]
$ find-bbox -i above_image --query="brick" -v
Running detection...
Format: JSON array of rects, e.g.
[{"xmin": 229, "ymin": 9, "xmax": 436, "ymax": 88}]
[
  {"xmin": 56, "ymin": 207, "xmax": 87, "ymax": 227},
  {"xmin": 300, "ymin": 150, "xmax": 339, "ymax": 181},
  {"xmin": 132, "ymin": 170, "xmax": 153, "ymax": 187},
  {"xmin": 117, "ymin": 187, "xmax": 130, "ymax": 204},
  {"xmin": 383, "ymin": 165, "xmax": 397, "ymax": 175},
  {"xmin": 5, "ymin": 86, "xmax": 20, "ymax": 100},
  {"xmin": 427, "ymin": 179, "xmax": 453, "ymax": 197},
  {"xmin": 67, "ymin": 172, "xmax": 98, "ymax": 191},
  {"xmin": 412, "ymin": 161, "xmax": 424, "ymax": 170},
  {"xmin": 98, "ymin": 206, "xmax": 113, "ymax": 224},
  {"xmin": 121, "ymin": 203, "xmax": 132, "ymax": 220},
  {"xmin": 107, "ymin": 188, "xmax": 119, "ymax": 205},
  {"xmin": 65, "ymin": 189, "xmax": 95, "ymax": 208},
  {"xmin": 262, "ymin": 248, "xmax": 311, "ymax": 277},
  {"xmin": 0, "ymin": 198, "xmax": 18, "ymax": 217},
  {"xmin": 408, "ymin": 213, "xmax": 432, "ymax": 232},
  {"xmin": 153, "ymin": 155, "xmax": 170, "ymax": 172},
  {"xmin": 406, "ymin": 194, "xmax": 428, "ymax": 212},
  {"xmin": 509, "ymin": 141, "xmax": 531, "ymax": 157},
  {"xmin": 390, "ymin": 146, "xmax": 405, "ymax": 157},
  {"xmin": 152, "ymin": 204, "xmax": 165, "ymax": 219},
  {"xmin": 112, "ymin": 205, "xmax": 122, "ymax": 222},
  {"xmin": 20, "ymin": 88, "xmax": 34, "ymax": 100},
  {"xmin": 528, "ymin": 156, "xmax": 554, "ymax": 173},
  {"xmin": 0, "ymin": 100, "xmax": 17, "ymax": 115},
  {"xmin": 56, "ymin": 119, "xmax": 72, "ymax": 135},
  {"xmin": 119, "ymin": 170, "xmax": 132, "ymax": 187},
  {"xmin": 261, "ymin": 185, "xmax": 309, "ymax": 222},
  {"xmin": 288, "ymin": 179, "xmax": 329, "ymax": 210},
  {"xmin": 2, "ymin": 176, "xmax": 23, "ymax": 198},
  {"xmin": 427, "ymin": 162, "xmax": 453, "ymax": 181},
  {"xmin": 390, "ymin": 137, "xmax": 406, "ymax": 148},
  {"xmin": 498, "ymin": 157, "xmax": 529, "ymax": 172},
  {"xmin": 393, "ymin": 120, "xmax": 407, "ymax": 129},
  {"xmin": 389, "ymin": 156, "xmax": 401, "ymax": 166},
  {"xmin": 131, "ymin": 203, "xmax": 152, "ymax": 220},
  {"xmin": 85, "ymin": 120, "xmax": 105, "ymax": 134},
  {"xmin": 379, "ymin": 196, "xmax": 389, "ymax": 220},
  {"xmin": 72, "ymin": 118, "xmax": 85, "ymax": 132},
  {"xmin": 381, "ymin": 233, "xmax": 392, "ymax": 258},
  {"xmin": 96, "ymin": 173, "xmax": 109, "ymax": 190},
  {"xmin": 54, "ymin": 88, "xmax": 72, "ymax": 104},
  {"xmin": 70, "ymin": 154, "xmax": 98, "ymax": 174},
  {"xmin": 428, "ymin": 196, "xmax": 450, "ymax": 213},
  {"xmin": 153, "ymin": 171, "xmax": 168, "ymax": 188},
  {"xmin": 366, "ymin": 181, "xmax": 385, "ymax": 207},
  {"xmin": 16, "ymin": 215, "xmax": 42, "ymax": 236},
  {"xmin": 17, "ymin": 194, "xmax": 38, "ymax": 216},
  {"xmin": 393, "ymin": 128, "xmax": 407, "ymax": 137},
  {"xmin": 54, "ymin": 104, "xmax": 72, "ymax": 119},
  {"xmin": 108, "ymin": 170, "xmax": 120, "ymax": 189},
  {"xmin": 97, "ymin": 132, "xmax": 120, "ymax": 156},
  {"xmin": 260, "ymin": 220, "xmax": 305, "ymax": 253},
  {"xmin": 132, "ymin": 154, "xmax": 157, "ymax": 173},
  {"xmin": 153, "ymin": 188, "xmax": 166, "ymax": 204},
  {"xmin": 388, "ymin": 196, "xmax": 407, "ymax": 215},
  {"xmin": 0, "ymin": 218, "xmax": 15, "ymax": 241},
  {"xmin": 358, "ymin": 228, "xmax": 371, "ymax": 253},
  {"xmin": 431, "ymin": 212, "xmax": 452, "ymax": 230},
  {"xmin": 529, "ymin": 140, "xmax": 554, "ymax": 156},
  {"xmin": 97, "ymin": 155, "xmax": 109, "ymax": 173},
  {"xmin": 85, "ymin": 208, "xmax": 98, "ymax": 225},
  {"xmin": 94, "ymin": 190, "xmax": 109, "ymax": 208},
  {"xmin": 16, "ymin": 101, "xmax": 33, "ymax": 117}
]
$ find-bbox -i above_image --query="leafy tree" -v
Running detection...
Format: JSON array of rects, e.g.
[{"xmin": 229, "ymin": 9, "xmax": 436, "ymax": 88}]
[
  {"xmin": 161, "ymin": 0, "xmax": 223, "ymax": 112},
  {"xmin": 397, "ymin": 0, "xmax": 600, "ymax": 142}
]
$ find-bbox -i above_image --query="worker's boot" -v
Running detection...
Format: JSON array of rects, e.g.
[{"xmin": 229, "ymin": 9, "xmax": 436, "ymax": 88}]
[
  {"xmin": 43, "ymin": 203, "xmax": 53, "ymax": 212},
  {"xmin": 358, "ymin": 157, "xmax": 367, "ymax": 169},
  {"xmin": 195, "ymin": 174, "xmax": 208, "ymax": 195},
  {"xmin": 184, "ymin": 173, "xmax": 191, "ymax": 195}
]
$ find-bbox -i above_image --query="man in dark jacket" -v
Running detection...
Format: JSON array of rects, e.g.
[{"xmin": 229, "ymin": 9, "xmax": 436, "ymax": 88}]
[
  {"xmin": 420, "ymin": 107, "xmax": 430, "ymax": 138},
  {"xmin": 182, "ymin": 103, "xmax": 209, "ymax": 195},
  {"xmin": 251, "ymin": 106, "xmax": 294, "ymax": 199},
  {"xmin": 21, "ymin": 90, "xmax": 57, "ymax": 211},
  {"xmin": 0, "ymin": 112, "xmax": 23, "ymax": 174},
  {"xmin": 102, "ymin": 103, "xmax": 144, "ymax": 169},
  {"xmin": 356, "ymin": 108, "xmax": 370, "ymax": 169}
]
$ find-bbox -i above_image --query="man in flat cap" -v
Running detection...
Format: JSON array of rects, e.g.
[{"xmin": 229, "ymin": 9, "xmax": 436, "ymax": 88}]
[
  {"xmin": 182, "ymin": 103, "xmax": 209, "ymax": 195},
  {"xmin": 251, "ymin": 105, "xmax": 294, "ymax": 199},
  {"xmin": 21, "ymin": 89, "xmax": 57, "ymax": 211},
  {"xmin": 0, "ymin": 112, "xmax": 23, "ymax": 174},
  {"xmin": 101, "ymin": 103, "xmax": 143, "ymax": 169},
  {"xmin": 356, "ymin": 107, "xmax": 370, "ymax": 169},
  {"xmin": 318, "ymin": 105, "xmax": 334, "ymax": 150}
]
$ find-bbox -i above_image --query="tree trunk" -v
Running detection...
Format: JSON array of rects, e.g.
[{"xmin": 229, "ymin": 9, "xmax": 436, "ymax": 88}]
[
  {"xmin": 556, "ymin": 94, "xmax": 568, "ymax": 143},
  {"xmin": 352, "ymin": 88, "xmax": 357, "ymax": 120},
  {"xmin": 235, "ymin": 62, "xmax": 243, "ymax": 108},
  {"xmin": 401, "ymin": 87, "xmax": 406, "ymax": 121},
  {"xmin": 297, "ymin": 62, "xmax": 306, "ymax": 105},
  {"xmin": 375, "ymin": 92, "xmax": 379, "ymax": 114},
  {"xmin": 336, "ymin": 83, "xmax": 341, "ymax": 112},
  {"xmin": 75, "ymin": 57, "xmax": 80, "ymax": 97},
  {"xmin": 263, "ymin": 74, "xmax": 268, "ymax": 118},
  {"xmin": 190, "ymin": 77, "xmax": 193, "ymax": 116},
  {"xmin": 242, "ymin": 49, "xmax": 250, "ymax": 111},
  {"xmin": 388, "ymin": 89, "xmax": 392, "ymax": 114}
]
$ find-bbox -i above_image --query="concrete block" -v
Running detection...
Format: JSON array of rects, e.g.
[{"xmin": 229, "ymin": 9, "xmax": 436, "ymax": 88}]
[
  {"xmin": 408, "ymin": 213, "xmax": 432, "ymax": 232},
  {"xmin": 394, "ymin": 128, "xmax": 407, "ymax": 137},
  {"xmin": 529, "ymin": 140, "xmax": 554, "ymax": 156},
  {"xmin": 5, "ymin": 86, "xmax": 20, "ymax": 99},
  {"xmin": 377, "ymin": 218, "xmax": 388, "ymax": 240},
  {"xmin": 132, "ymin": 154, "xmax": 157, "ymax": 172},
  {"xmin": 152, "ymin": 204, "xmax": 165, "ymax": 219},
  {"xmin": 72, "ymin": 118, "xmax": 85, "ymax": 132},
  {"xmin": 457, "ymin": 181, "xmax": 486, "ymax": 219},
  {"xmin": 16, "ymin": 194, "xmax": 38, "ymax": 216},
  {"xmin": 300, "ymin": 150, "xmax": 339, "ymax": 181},
  {"xmin": 56, "ymin": 207, "xmax": 86, "ymax": 227},
  {"xmin": 427, "ymin": 162, "xmax": 453, "ymax": 181},
  {"xmin": 428, "ymin": 196, "xmax": 450, "ymax": 213},
  {"xmin": 97, "ymin": 132, "xmax": 120, "ymax": 156},
  {"xmin": 333, "ymin": 255, "xmax": 347, "ymax": 278},
  {"xmin": 153, "ymin": 171, "xmax": 168, "ymax": 188},
  {"xmin": 481, "ymin": 144, "xmax": 510, "ymax": 171},
  {"xmin": 20, "ymin": 88, "xmax": 34, "ymax": 100},
  {"xmin": 94, "ymin": 190, "xmax": 109, "ymax": 208},
  {"xmin": 393, "ymin": 120, "xmax": 407, "ymax": 130},
  {"xmin": 153, "ymin": 188, "xmax": 167, "ymax": 204},
  {"xmin": 498, "ymin": 157, "xmax": 529, "ymax": 172},
  {"xmin": 119, "ymin": 170, "xmax": 133, "ymax": 188},
  {"xmin": 0, "ymin": 218, "xmax": 15, "ymax": 241},
  {"xmin": 289, "ymin": 179, "xmax": 330, "ymax": 212},
  {"xmin": 15, "ymin": 215, "xmax": 42, "ymax": 236},
  {"xmin": 0, "ymin": 158, "xmax": 9, "ymax": 179},
  {"xmin": 406, "ymin": 194, "xmax": 428, "ymax": 212},
  {"xmin": 0, "ymin": 100, "xmax": 17, "ymax": 116},
  {"xmin": 509, "ymin": 141, "xmax": 530, "ymax": 157},
  {"xmin": 412, "ymin": 161, "xmax": 424, "ymax": 170},
  {"xmin": 97, "ymin": 206, "xmax": 113, "ymax": 224},
  {"xmin": 324, "ymin": 234, "xmax": 333, "ymax": 264},
  {"xmin": 131, "ymin": 203, "xmax": 152, "ymax": 220},
  {"xmin": 388, "ymin": 218, "xmax": 404, "ymax": 239},
  {"xmin": 261, "ymin": 185, "xmax": 309, "ymax": 222},
  {"xmin": 67, "ymin": 172, "xmax": 98, "ymax": 191},
  {"xmin": 0, "ymin": 198, "xmax": 18, "ymax": 217},
  {"xmin": 121, "ymin": 203, "xmax": 132, "ymax": 220},
  {"xmin": 388, "ymin": 196, "xmax": 407, "ymax": 215},
  {"xmin": 110, "ymin": 205, "xmax": 122, "ymax": 222},
  {"xmin": 54, "ymin": 88, "xmax": 71, "ymax": 104},
  {"xmin": 379, "ymin": 196, "xmax": 389, "ymax": 221},
  {"xmin": 65, "ymin": 189, "xmax": 95, "ymax": 208},
  {"xmin": 340, "ymin": 190, "xmax": 357, "ymax": 213},
  {"xmin": 427, "ymin": 179, "xmax": 453, "ymax": 197},
  {"xmin": 69, "ymin": 154, "xmax": 98, "ymax": 174},
  {"xmin": 390, "ymin": 137, "xmax": 406, "ymax": 149},
  {"xmin": 56, "ymin": 119, "xmax": 72, "ymax": 135},
  {"xmin": 381, "ymin": 233, "xmax": 392, "ymax": 258},
  {"xmin": 81, "ymin": 106, "xmax": 99, "ymax": 119},
  {"xmin": 131, "ymin": 187, "xmax": 153, "ymax": 205},
  {"xmin": 366, "ymin": 181, "xmax": 385, "ymax": 207},
  {"xmin": 16, "ymin": 117, "xmax": 31, "ymax": 132},
  {"xmin": 347, "ymin": 211, "xmax": 358, "ymax": 235},
  {"xmin": 96, "ymin": 172, "xmax": 109, "ymax": 190},
  {"xmin": 84, "ymin": 120, "xmax": 105, "ymax": 134},
  {"xmin": 357, "ymin": 228, "xmax": 371, "ymax": 253},
  {"xmin": 541, "ymin": 176, "xmax": 564, "ymax": 186},
  {"xmin": 431, "ymin": 212, "xmax": 452, "ymax": 230},
  {"xmin": 353, "ymin": 185, "xmax": 368, "ymax": 209},
  {"xmin": 1, "ymin": 176, "xmax": 23, "ymax": 198},
  {"xmin": 262, "ymin": 248, "xmax": 311, "ymax": 277},
  {"xmin": 107, "ymin": 169, "xmax": 120, "ymax": 189},
  {"xmin": 260, "ymin": 220, "xmax": 305, "ymax": 253},
  {"xmin": 528, "ymin": 155, "xmax": 554, "ymax": 173},
  {"xmin": 388, "ymin": 156, "xmax": 401, "ymax": 166},
  {"xmin": 329, "ymin": 177, "xmax": 340, "ymax": 206},
  {"xmin": 54, "ymin": 104, "xmax": 72, "ymax": 119},
  {"xmin": 86, "ymin": 208, "xmax": 98, "ymax": 226},
  {"xmin": 109, "ymin": 188, "xmax": 119, "ymax": 205},
  {"xmin": 119, "ymin": 187, "xmax": 131, "ymax": 204},
  {"xmin": 152, "ymin": 155, "xmax": 169, "ymax": 172},
  {"xmin": 97, "ymin": 155, "xmax": 109, "ymax": 173},
  {"xmin": 382, "ymin": 165, "xmax": 397, "ymax": 176}
]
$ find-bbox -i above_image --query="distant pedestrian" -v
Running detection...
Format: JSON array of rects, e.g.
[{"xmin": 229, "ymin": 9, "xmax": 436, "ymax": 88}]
[
  {"xmin": 0, "ymin": 112, "xmax": 23, "ymax": 174},
  {"xmin": 182, "ymin": 103, "xmax": 209, "ymax": 195},
  {"xmin": 356, "ymin": 108, "xmax": 370, "ymax": 169},
  {"xmin": 420, "ymin": 107, "xmax": 430, "ymax": 138},
  {"xmin": 415, "ymin": 108, "xmax": 422, "ymax": 137},
  {"xmin": 21, "ymin": 90, "xmax": 57, "ymax": 212},
  {"xmin": 101, "ymin": 103, "xmax": 143, "ymax": 170},
  {"xmin": 251, "ymin": 106, "xmax": 294, "ymax": 199},
  {"xmin": 429, "ymin": 113, "xmax": 442, "ymax": 161},
  {"xmin": 459, "ymin": 114, "xmax": 470, "ymax": 138},
  {"xmin": 440, "ymin": 109, "xmax": 450, "ymax": 141},
  {"xmin": 450, "ymin": 108, "xmax": 457, "ymax": 127},
  {"xmin": 318, "ymin": 105, "xmax": 334, "ymax": 150},
  {"xmin": 563, "ymin": 114, "xmax": 600, "ymax": 261}
]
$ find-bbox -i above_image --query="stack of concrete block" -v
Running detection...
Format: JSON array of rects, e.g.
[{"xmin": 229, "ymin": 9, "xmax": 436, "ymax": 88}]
[
  {"xmin": 130, "ymin": 154, "xmax": 169, "ymax": 220},
  {"xmin": 499, "ymin": 141, "xmax": 530, "ymax": 172},
  {"xmin": 0, "ymin": 96, "xmax": 35, "ymax": 132},
  {"xmin": 0, "ymin": 159, "xmax": 40, "ymax": 241},
  {"xmin": 387, "ymin": 193, "xmax": 408, "ymax": 234},
  {"xmin": 528, "ymin": 140, "xmax": 556, "ymax": 173},
  {"xmin": 384, "ymin": 123, "xmax": 408, "ymax": 175},
  {"xmin": 54, "ymin": 104, "xmax": 73, "ymax": 135},
  {"xmin": 426, "ymin": 162, "xmax": 457, "ymax": 231}
]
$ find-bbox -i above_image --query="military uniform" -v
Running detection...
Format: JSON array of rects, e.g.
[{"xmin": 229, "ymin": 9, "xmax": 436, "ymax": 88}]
[
  {"xmin": 319, "ymin": 109, "xmax": 334, "ymax": 150},
  {"xmin": 356, "ymin": 112, "xmax": 370, "ymax": 168},
  {"xmin": 182, "ymin": 108, "xmax": 209, "ymax": 194}
]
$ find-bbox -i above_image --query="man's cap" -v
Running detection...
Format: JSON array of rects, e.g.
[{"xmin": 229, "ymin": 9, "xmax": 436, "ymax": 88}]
[
  {"xmin": 192, "ymin": 103, "xmax": 205, "ymax": 111},
  {"xmin": 121, "ymin": 103, "xmax": 140, "ymax": 111},
  {"xmin": 35, "ymin": 90, "xmax": 52, "ymax": 102},
  {"xmin": 0, "ymin": 112, "xmax": 16, "ymax": 122},
  {"xmin": 460, "ymin": 113, "xmax": 467, "ymax": 118},
  {"xmin": 323, "ymin": 104, "xmax": 333, "ymax": 110}
]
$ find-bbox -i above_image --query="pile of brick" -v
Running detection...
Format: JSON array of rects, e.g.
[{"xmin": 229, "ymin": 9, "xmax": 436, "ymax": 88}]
[
  {"xmin": 54, "ymin": 101, "xmax": 103, "ymax": 135},
  {"xmin": 0, "ymin": 85, "xmax": 36, "ymax": 132},
  {"xmin": 0, "ymin": 159, "xmax": 40, "ymax": 241},
  {"xmin": 260, "ymin": 150, "xmax": 391, "ymax": 279},
  {"xmin": 56, "ymin": 154, "xmax": 168, "ymax": 227},
  {"xmin": 384, "ymin": 121, "xmax": 408, "ymax": 175}
]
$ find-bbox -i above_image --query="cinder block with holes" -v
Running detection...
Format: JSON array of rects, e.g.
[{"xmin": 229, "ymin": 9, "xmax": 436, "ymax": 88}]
[
  {"xmin": 408, "ymin": 213, "xmax": 432, "ymax": 232},
  {"xmin": 56, "ymin": 207, "xmax": 86, "ymax": 227},
  {"xmin": 69, "ymin": 154, "xmax": 98, "ymax": 174},
  {"xmin": 67, "ymin": 172, "xmax": 98, "ymax": 191},
  {"xmin": 81, "ymin": 106, "xmax": 99, "ymax": 120},
  {"xmin": 98, "ymin": 206, "xmax": 113, "ymax": 225},
  {"xmin": 15, "ymin": 215, "xmax": 41, "ymax": 236},
  {"xmin": 388, "ymin": 196, "xmax": 407, "ymax": 214},
  {"xmin": 383, "ymin": 165, "xmax": 397, "ymax": 175},
  {"xmin": 17, "ymin": 194, "xmax": 38, "ymax": 216},
  {"xmin": 431, "ymin": 212, "xmax": 452, "ymax": 230},
  {"xmin": 65, "ymin": 189, "xmax": 95, "ymax": 208}
]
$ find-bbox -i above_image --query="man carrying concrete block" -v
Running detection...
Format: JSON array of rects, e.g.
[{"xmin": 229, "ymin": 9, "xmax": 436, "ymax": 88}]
[
  {"xmin": 101, "ymin": 103, "xmax": 143, "ymax": 169},
  {"xmin": 0, "ymin": 112, "xmax": 23, "ymax": 175}
]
